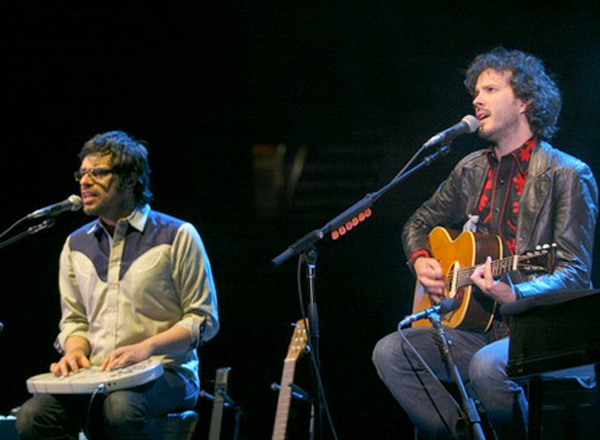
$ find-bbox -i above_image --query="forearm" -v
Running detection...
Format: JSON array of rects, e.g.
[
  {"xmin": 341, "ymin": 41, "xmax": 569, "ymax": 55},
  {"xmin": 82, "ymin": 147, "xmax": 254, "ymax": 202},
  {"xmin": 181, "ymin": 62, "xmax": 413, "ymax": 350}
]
[
  {"xmin": 100, "ymin": 324, "xmax": 193, "ymax": 370},
  {"xmin": 63, "ymin": 335, "xmax": 91, "ymax": 356},
  {"xmin": 139, "ymin": 324, "xmax": 193, "ymax": 356}
]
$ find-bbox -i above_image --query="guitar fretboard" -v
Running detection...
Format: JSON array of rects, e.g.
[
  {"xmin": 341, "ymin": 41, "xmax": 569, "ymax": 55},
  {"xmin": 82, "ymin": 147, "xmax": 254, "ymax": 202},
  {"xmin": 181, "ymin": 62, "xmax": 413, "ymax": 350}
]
[
  {"xmin": 448, "ymin": 255, "xmax": 519, "ymax": 290},
  {"xmin": 272, "ymin": 359, "xmax": 297, "ymax": 440}
]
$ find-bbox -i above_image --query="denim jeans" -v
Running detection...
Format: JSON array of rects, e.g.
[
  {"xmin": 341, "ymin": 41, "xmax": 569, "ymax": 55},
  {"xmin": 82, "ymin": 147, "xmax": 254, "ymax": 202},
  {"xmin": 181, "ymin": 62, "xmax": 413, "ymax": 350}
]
[
  {"xmin": 372, "ymin": 326, "xmax": 528, "ymax": 440},
  {"xmin": 15, "ymin": 369, "xmax": 197, "ymax": 440}
]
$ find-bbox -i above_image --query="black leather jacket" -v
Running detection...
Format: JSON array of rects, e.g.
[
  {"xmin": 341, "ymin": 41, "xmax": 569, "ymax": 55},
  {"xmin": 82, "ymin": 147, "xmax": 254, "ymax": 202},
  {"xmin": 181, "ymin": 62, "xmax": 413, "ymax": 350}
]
[{"xmin": 402, "ymin": 141, "xmax": 598, "ymax": 297}]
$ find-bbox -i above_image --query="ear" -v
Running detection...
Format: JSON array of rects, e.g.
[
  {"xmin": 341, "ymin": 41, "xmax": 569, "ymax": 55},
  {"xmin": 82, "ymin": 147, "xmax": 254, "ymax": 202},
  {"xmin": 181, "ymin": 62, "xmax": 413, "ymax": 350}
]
[
  {"xmin": 519, "ymin": 98, "xmax": 532, "ymax": 115},
  {"xmin": 122, "ymin": 173, "xmax": 137, "ymax": 189}
]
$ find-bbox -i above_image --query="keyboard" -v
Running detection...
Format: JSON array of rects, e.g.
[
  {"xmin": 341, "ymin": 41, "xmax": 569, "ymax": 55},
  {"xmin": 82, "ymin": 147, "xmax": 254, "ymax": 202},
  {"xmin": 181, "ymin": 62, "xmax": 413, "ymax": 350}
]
[{"xmin": 26, "ymin": 358, "xmax": 164, "ymax": 394}]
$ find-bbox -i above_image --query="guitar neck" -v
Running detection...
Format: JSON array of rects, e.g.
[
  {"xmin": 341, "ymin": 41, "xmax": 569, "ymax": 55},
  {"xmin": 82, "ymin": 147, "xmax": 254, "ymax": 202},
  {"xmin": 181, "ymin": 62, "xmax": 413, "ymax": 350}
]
[
  {"xmin": 452, "ymin": 255, "xmax": 518, "ymax": 289},
  {"xmin": 272, "ymin": 359, "xmax": 297, "ymax": 440},
  {"xmin": 208, "ymin": 367, "xmax": 231, "ymax": 440}
]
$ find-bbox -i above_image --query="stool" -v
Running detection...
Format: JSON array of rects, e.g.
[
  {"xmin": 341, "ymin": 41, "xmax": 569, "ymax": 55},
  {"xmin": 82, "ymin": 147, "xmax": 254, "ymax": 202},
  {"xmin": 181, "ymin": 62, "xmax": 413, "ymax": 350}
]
[
  {"xmin": 526, "ymin": 373, "xmax": 598, "ymax": 440},
  {"xmin": 0, "ymin": 416, "xmax": 18, "ymax": 440},
  {"xmin": 158, "ymin": 410, "xmax": 199, "ymax": 440}
]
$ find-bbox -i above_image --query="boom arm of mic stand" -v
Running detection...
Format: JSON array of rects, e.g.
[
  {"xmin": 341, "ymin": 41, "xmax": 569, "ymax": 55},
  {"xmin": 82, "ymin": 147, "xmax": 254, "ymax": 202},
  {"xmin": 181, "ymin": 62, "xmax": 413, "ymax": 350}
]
[
  {"xmin": 0, "ymin": 218, "xmax": 57, "ymax": 251},
  {"xmin": 270, "ymin": 143, "xmax": 453, "ymax": 268}
]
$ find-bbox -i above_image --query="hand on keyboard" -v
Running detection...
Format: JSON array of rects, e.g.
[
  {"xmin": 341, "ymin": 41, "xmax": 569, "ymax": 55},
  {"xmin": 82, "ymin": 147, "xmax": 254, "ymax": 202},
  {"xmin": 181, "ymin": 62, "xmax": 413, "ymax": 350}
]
[
  {"xmin": 50, "ymin": 350, "xmax": 92, "ymax": 378},
  {"xmin": 101, "ymin": 342, "xmax": 153, "ymax": 372},
  {"xmin": 27, "ymin": 358, "xmax": 164, "ymax": 394}
]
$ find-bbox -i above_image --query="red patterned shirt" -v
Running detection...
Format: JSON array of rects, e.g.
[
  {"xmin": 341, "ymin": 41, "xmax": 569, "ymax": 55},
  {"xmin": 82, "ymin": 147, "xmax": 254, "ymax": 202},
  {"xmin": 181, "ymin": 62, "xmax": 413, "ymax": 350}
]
[{"xmin": 477, "ymin": 138, "xmax": 536, "ymax": 255}]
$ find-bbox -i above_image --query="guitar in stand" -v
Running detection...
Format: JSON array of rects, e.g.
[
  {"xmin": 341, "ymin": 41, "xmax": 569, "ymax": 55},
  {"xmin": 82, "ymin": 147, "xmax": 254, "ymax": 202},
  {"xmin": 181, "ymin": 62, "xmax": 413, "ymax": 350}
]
[
  {"xmin": 208, "ymin": 367, "xmax": 232, "ymax": 440},
  {"xmin": 411, "ymin": 226, "xmax": 555, "ymax": 332},
  {"xmin": 271, "ymin": 319, "xmax": 309, "ymax": 440}
]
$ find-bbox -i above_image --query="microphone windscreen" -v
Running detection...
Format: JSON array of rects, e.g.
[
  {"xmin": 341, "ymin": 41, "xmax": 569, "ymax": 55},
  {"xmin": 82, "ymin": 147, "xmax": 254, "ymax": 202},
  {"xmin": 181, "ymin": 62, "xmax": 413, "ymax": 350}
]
[
  {"xmin": 461, "ymin": 115, "xmax": 479, "ymax": 133},
  {"xmin": 68, "ymin": 195, "xmax": 83, "ymax": 211}
]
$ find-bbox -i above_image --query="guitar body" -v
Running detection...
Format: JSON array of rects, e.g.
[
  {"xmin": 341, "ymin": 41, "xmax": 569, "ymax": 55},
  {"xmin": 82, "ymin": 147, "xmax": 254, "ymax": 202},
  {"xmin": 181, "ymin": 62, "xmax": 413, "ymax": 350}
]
[{"xmin": 412, "ymin": 226, "xmax": 502, "ymax": 332}]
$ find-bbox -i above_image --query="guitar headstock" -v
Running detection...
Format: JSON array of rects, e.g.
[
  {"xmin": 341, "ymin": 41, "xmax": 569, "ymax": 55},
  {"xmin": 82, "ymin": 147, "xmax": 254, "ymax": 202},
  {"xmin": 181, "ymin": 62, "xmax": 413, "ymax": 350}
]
[
  {"xmin": 285, "ymin": 319, "xmax": 309, "ymax": 362},
  {"xmin": 517, "ymin": 243, "xmax": 557, "ymax": 274}
]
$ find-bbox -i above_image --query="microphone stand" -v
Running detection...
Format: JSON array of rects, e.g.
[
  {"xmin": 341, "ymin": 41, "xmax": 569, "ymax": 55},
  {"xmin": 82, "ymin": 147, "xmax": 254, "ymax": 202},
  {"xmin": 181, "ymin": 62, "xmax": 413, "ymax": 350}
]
[
  {"xmin": 271, "ymin": 143, "xmax": 452, "ymax": 266},
  {"xmin": 303, "ymin": 245, "xmax": 321, "ymax": 440},
  {"xmin": 271, "ymin": 142, "xmax": 455, "ymax": 438},
  {"xmin": 0, "ymin": 218, "xmax": 57, "ymax": 251},
  {"xmin": 428, "ymin": 313, "xmax": 486, "ymax": 440}
]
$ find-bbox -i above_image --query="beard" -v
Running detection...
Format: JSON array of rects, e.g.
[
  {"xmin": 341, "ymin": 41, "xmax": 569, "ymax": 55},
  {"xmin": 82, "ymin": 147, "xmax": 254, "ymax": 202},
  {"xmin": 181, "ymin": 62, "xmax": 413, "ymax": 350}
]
[{"xmin": 82, "ymin": 205, "xmax": 101, "ymax": 216}]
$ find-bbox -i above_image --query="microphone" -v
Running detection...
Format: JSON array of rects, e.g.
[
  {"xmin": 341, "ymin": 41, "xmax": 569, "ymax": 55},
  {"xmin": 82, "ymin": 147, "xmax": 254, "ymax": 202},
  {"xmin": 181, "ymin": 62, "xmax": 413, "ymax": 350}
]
[
  {"xmin": 423, "ymin": 115, "xmax": 479, "ymax": 149},
  {"xmin": 398, "ymin": 298, "xmax": 459, "ymax": 328},
  {"xmin": 26, "ymin": 195, "xmax": 83, "ymax": 219}
]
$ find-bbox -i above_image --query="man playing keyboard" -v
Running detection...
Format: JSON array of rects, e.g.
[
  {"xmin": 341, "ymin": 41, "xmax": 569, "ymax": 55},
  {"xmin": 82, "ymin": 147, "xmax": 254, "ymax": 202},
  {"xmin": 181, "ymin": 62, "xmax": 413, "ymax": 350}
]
[{"xmin": 16, "ymin": 131, "xmax": 220, "ymax": 440}]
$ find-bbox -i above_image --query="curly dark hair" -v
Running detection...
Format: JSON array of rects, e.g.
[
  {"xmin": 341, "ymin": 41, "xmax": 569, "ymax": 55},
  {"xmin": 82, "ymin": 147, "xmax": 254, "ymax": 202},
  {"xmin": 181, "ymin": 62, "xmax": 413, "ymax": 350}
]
[
  {"xmin": 464, "ymin": 47, "xmax": 562, "ymax": 140},
  {"xmin": 79, "ymin": 130, "xmax": 153, "ymax": 204}
]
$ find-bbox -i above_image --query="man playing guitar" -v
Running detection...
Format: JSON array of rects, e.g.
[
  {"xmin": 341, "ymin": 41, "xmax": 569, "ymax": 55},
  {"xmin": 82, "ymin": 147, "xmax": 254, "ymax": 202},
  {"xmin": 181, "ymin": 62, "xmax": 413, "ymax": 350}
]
[{"xmin": 372, "ymin": 48, "xmax": 598, "ymax": 440}]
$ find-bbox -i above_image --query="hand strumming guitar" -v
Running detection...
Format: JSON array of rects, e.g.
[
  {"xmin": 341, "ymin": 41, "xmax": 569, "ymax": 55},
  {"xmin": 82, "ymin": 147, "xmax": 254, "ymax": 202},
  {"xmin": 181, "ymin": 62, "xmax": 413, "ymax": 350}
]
[{"xmin": 413, "ymin": 257, "xmax": 446, "ymax": 303}]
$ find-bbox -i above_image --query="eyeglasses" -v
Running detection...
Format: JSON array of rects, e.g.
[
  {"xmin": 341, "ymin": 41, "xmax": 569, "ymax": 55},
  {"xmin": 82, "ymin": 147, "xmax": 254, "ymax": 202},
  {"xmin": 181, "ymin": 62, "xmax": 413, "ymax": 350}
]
[{"xmin": 74, "ymin": 168, "xmax": 115, "ymax": 182}]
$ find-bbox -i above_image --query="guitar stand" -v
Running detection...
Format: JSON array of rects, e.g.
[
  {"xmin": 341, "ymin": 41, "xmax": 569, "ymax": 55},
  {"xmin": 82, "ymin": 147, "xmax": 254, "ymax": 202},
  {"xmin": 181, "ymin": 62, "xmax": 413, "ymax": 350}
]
[
  {"xmin": 428, "ymin": 313, "xmax": 486, "ymax": 440},
  {"xmin": 271, "ymin": 382, "xmax": 312, "ymax": 403},
  {"xmin": 202, "ymin": 367, "xmax": 243, "ymax": 440},
  {"xmin": 201, "ymin": 389, "xmax": 243, "ymax": 440}
]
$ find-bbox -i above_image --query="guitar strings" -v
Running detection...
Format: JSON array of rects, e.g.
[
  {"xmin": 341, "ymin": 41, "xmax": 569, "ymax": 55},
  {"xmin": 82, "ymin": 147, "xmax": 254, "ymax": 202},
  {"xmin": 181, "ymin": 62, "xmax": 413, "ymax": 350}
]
[{"xmin": 445, "ymin": 256, "xmax": 517, "ymax": 290}]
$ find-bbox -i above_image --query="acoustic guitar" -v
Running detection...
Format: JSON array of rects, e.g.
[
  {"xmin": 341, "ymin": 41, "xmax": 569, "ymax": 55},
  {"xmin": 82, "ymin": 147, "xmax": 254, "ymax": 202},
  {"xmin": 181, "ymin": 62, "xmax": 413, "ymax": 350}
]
[
  {"xmin": 271, "ymin": 319, "xmax": 309, "ymax": 440},
  {"xmin": 412, "ymin": 226, "xmax": 555, "ymax": 332}
]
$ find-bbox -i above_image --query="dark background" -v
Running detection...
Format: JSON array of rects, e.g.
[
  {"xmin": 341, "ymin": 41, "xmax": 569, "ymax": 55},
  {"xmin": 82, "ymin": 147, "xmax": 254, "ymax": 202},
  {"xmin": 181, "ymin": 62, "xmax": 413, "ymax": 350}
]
[{"xmin": 1, "ymin": 2, "xmax": 600, "ymax": 439}]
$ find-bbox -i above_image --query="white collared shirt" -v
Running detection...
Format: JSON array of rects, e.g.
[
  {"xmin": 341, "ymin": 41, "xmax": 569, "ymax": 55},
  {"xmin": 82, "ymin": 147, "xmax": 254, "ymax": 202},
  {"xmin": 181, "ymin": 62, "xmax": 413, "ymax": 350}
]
[{"xmin": 56, "ymin": 204, "xmax": 219, "ymax": 390}]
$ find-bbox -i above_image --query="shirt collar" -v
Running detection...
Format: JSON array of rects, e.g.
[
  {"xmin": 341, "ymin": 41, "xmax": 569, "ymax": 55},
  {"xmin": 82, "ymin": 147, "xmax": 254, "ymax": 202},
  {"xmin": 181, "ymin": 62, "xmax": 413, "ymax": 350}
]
[
  {"xmin": 485, "ymin": 136, "xmax": 537, "ymax": 173},
  {"xmin": 86, "ymin": 203, "xmax": 151, "ymax": 235}
]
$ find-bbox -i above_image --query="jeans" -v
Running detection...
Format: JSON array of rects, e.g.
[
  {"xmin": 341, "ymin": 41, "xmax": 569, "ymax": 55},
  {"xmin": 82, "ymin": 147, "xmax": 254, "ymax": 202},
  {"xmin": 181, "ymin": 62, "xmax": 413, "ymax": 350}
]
[
  {"xmin": 372, "ymin": 326, "xmax": 528, "ymax": 440},
  {"xmin": 15, "ymin": 369, "xmax": 197, "ymax": 440}
]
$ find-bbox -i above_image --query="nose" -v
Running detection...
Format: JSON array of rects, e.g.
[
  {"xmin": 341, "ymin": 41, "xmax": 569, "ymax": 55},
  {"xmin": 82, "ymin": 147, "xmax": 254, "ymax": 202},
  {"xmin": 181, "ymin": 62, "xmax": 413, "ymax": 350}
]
[{"xmin": 79, "ymin": 172, "xmax": 94, "ymax": 186}]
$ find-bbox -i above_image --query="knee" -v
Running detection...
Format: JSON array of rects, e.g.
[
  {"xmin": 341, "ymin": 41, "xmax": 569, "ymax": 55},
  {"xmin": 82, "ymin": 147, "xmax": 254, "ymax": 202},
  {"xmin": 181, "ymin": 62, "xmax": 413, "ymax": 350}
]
[
  {"xmin": 372, "ymin": 336, "xmax": 387, "ymax": 368},
  {"xmin": 15, "ymin": 396, "xmax": 49, "ymax": 434},
  {"xmin": 372, "ymin": 331, "xmax": 416, "ymax": 383},
  {"xmin": 15, "ymin": 399, "xmax": 37, "ymax": 436},
  {"xmin": 15, "ymin": 395, "xmax": 72, "ymax": 439},
  {"xmin": 372, "ymin": 333, "xmax": 399, "ymax": 373},
  {"xmin": 469, "ymin": 349, "xmax": 506, "ymax": 387},
  {"xmin": 104, "ymin": 392, "xmax": 149, "ymax": 428}
]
